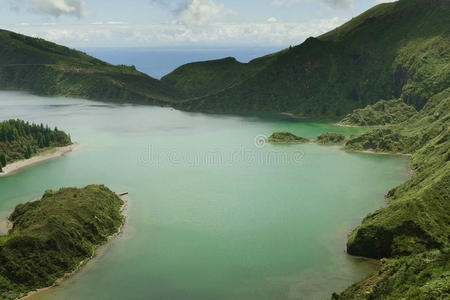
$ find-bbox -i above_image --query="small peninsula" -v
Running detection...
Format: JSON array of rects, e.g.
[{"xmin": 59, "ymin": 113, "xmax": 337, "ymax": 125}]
[
  {"xmin": 316, "ymin": 132, "xmax": 346, "ymax": 144},
  {"xmin": 267, "ymin": 132, "xmax": 309, "ymax": 144},
  {"xmin": 0, "ymin": 185, "xmax": 125, "ymax": 300},
  {"xmin": 0, "ymin": 119, "xmax": 72, "ymax": 175},
  {"xmin": 267, "ymin": 132, "xmax": 347, "ymax": 145}
]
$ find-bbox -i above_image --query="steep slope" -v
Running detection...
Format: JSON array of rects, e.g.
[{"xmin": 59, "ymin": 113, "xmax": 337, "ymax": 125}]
[
  {"xmin": 338, "ymin": 99, "xmax": 417, "ymax": 126},
  {"xmin": 161, "ymin": 57, "xmax": 266, "ymax": 98},
  {"xmin": 0, "ymin": 30, "xmax": 182, "ymax": 104},
  {"xmin": 344, "ymin": 88, "xmax": 449, "ymax": 259},
  {"xmin": 333, "ymin": 248, "xmax": 450, "ymax": 300},
  {"xmin": 161, "ymin": 50, "xmax": 284, "ymax": 99},
  {"xmin": 332, "ymin": 88, "xmax": 450, "ymax": 299},
  {"xmin": 166, "ymin": 0, "xmax": 449, "ymax": 117}
]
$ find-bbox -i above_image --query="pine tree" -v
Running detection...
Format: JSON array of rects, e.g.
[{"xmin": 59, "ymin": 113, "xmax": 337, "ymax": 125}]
[
  {"xmin": 0, "ymin": 153, "xmax": 6, "ymax": 167},
  {"xmin": 25, "ymin": 146, "xmax": 32, "ymax": 159}
]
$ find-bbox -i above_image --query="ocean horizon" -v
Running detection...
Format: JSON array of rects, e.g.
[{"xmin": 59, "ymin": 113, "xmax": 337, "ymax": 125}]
[{"xmin": 82, "ymin": 46, "xmax": 282, "ymax": 79}]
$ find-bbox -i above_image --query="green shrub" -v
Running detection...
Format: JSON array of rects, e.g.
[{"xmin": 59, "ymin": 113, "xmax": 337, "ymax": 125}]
[{"xmin": 0, "ymin": 185, "xmax": 124, "ymax": 299}]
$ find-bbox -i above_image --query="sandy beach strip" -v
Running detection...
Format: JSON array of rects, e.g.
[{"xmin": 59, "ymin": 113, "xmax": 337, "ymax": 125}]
[
  {"xmin": 0, "ymin": 143, "xmax": 79, "ymax": 177},
  {"xmin": 0, "ymin": 219, "xmax": 12, "ymax": 235}
]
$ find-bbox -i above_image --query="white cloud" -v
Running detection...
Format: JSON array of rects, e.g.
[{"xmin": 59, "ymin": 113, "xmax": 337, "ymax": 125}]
[
  {"xmin": 267, "ymin": 17, "xmax": 277, "ymax": 23},
  {"xmin": 323, "ymin": 0, "xmax": 354, "ymax": 9},
  {"xmin": 272, "ymin": 0, "xmax": 360, "ymax": 9},
  {"xmin": 17, "ymin": 0, "xmax": 87, "ymax": 17},
  {"xmin": 6, "ymin": 17, "xmax": 346, "ymax": 47},
  {"xmin": 106, "ymin": 21, "xmax": 128, "ymax": 25},
  {"xmin": 176, "ymin": 0, "xmax": 236, "ymax": 26},
  {"xmin": 271, "ymin": 0, "xmax": 300, "ymax": 7}
]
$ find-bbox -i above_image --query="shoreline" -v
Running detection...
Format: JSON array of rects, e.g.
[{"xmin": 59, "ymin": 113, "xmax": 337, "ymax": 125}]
[
  {"xmin": 343, "ymin": 148, "xmax": 413, "ymax": 158},
  {"xmin": 333, "ymin": 123, "xmax": 385, "ymax": 128},
  {"xmin": 0, "ymin": 219, "xmax": 12, "ymax": 235},
  {"xmin": 19, "ymin": 194, "xmax": 129, "ymax": 300},
  {"xmin": 0, "ymin": 143, "xmax": 79, "ymax": 177}
]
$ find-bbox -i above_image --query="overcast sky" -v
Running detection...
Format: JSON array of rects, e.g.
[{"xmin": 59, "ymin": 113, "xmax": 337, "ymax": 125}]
[{"xmin": 2, "ymin": 0, "xmax": 396, "ymax": 48}]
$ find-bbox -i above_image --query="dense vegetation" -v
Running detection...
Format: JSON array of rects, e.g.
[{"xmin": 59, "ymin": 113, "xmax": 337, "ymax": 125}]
[
  {"xmin": 0, "ymin": 119, "xmax": 71, "ymax": 171},
  {"xmin": 333, "ymin": 88, "xmax": 449, "ymax": 298},
  {"xmin": 0, "ymin": 30, "xmax": 182, "ymax": 105},
  {"xmin": 165, "ymin": 0, "xmax": 449, "ymax": 117},
  {"xmin": 339, "ymin": 99, "xmax": 417, "ymax": 126},
  {"xmin": 316, "ymin": 133, "xmax": 346, "ymax": 144},
  {"xmin": 1, "ymin": 0, "xmax": 447, "ymax": 118},
  {"xmin": 267, "ymin": 132, "xmax": 309, "ymax": 144},
  {"xmin": 333, "ymin": 248, "xmax": 450, "ymax": 300},
  {"xmin": 0, "ymin": 185, "xmax": 124, "ymax": 300},
  {"xmin": 161, "ymin": 57, "xmax": 269, "ymax": 98}
]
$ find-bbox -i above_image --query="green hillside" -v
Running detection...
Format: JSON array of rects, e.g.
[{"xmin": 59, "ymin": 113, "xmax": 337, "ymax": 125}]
[
  {"xmin": 1, "ymin": 0, "xmax": 447, "ymax": 117},
  {"xmin": 0, "ymin": 30, "xmax": 182, "ymax": 104},
  {"xmin": 161, "ymin": 57, "xmax": 266, "ymax": 98},
  {"xmin": 0, "ymin": 185, "xmax": 124, "ymax": 300},
  {"xmin": 165, "ymin": 0, "xmax": 449, "ymax": 117},
  {"xmin": 334, "ymin": 248, "xmax": 450, "ymax": 300},
  {"xmin": 338, "ymin": 99, "xmax": 417, "ymax": 126},
  {"xmin": 332, "ymin": 87, "xmax": 449, "ymax": 298}
]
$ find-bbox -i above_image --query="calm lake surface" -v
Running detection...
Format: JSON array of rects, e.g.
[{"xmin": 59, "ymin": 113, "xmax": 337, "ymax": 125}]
[{"xmin": 0, "ymin": 91, "xmax": 410, "ymax": 300}]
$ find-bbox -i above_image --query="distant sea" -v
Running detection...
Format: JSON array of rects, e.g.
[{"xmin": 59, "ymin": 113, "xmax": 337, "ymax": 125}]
[{"xmin": 81, "ymin": 47, "xmax": 282, "ymax": 79}]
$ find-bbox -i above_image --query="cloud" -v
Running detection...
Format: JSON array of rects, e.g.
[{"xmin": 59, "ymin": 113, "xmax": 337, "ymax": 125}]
[
  {"xmin": 272, "ymin": 0, "xmax": 356, "ymax": 9},
  {"xmin": 267, "ymin": 17, "xmax": 277, "ymax": 23},
  {"xmin": 16, "ymin": 0, "xmax": 87, "ymax": 17},
  {"xmin": 175, "ymin": 0, "xmax": 236, "ymax": 26},
  {"xmin": 323, "ymin": 0, "xmax": 354, "ymax": 9},
  {"xmin": 374, "ymin": 0, "xmax": 397, "ymax": 3},
  {"xmin": 271, "ymin": 0, "xmax": 300, "ymax": 7},
  {"xmin": 6, "ymin": 17, "xmax": 346, "ymax": 47},
  {"xmin": 148, "ymin": 0, "xmax": 186, "ymax": 12}
]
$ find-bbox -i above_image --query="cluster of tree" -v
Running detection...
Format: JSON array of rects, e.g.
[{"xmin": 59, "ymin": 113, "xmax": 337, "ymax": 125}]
[{"xmin": 0, "ymin": 119, "xmax": 71, "ymax": 170}]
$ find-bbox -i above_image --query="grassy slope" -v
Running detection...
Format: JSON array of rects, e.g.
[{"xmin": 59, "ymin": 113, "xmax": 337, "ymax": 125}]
[
  {"xmin": 333, "ymin": 88, "xmax": 449, "ymax": 299},
  {"xmin": 161, "ymin": 57, "xmax": 269, "ymax": 98},
  {"xmin": 338, "ymin": 99, "xmax": 417, "ymax": 126},
  {"xmin": 334, "ymin": 248, "xmax": 450, "ymax": 300},
  {"xmin": 344, "ymin": 88, "xmax": 449, "ymax": 258},
  {"xmin": 0, "ymin": 30, "xmax": 182, "ymax": 104},
  {"xmin": 166, "ymin": 0, "xmax": 449, "ymax": 117},
  {"xmin": 0, "ymin": 185, "xmax": 124, "ymax": 300}
]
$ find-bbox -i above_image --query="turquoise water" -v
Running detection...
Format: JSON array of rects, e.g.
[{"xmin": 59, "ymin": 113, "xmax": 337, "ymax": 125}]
[{"xmin": 0, "ymin": 91, "xmax": 410, "ymax": 300}]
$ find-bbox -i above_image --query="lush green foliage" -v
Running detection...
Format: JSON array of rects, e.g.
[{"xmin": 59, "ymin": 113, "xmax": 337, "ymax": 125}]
[
  {"xmin": 0, "ymin": 119, "xmax": 71, "ymax": 166},
  {"xmin": 167, "ymin": 0, "xmax": 449, "ymax": 117},
  {"xmin": 333, "ymin": 248, "xmax": 450, "ymax": 300},
  {"xmin": 345, "ymin": 88, "xmax": 449, "ymax": 258},
  {"xmin": 267, "ymin": 132, "xmax": 309, "ymax": 144},
  {"xmin": 339, "ymin": 99, "xmax": 417, "ymax": 126},
  {"xmin": 161, "ymin": 57, "xmax": 268, "ymax": 98},
  {"xmin": 0, "ymin": 30, "xmax": 182, "ymax": 104},
  {"xmin": 0, "ymin": 185, "xmax": 124, "ymax": 300},
  {"xmin": 316, "ymin": 132, "xmax": 346, "ymax": 144},
  {"xmin": 333, "ymin": 89, "xmax": 449, "ymax": 299}
]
